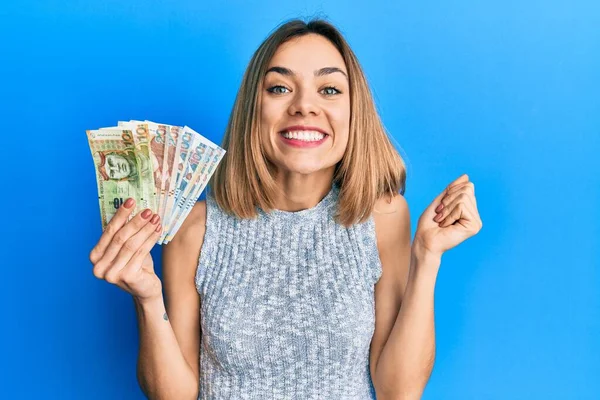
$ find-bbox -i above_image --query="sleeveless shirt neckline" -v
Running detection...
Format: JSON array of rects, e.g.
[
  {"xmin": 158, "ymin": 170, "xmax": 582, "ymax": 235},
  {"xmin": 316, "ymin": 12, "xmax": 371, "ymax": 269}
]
[{"xmin": 257, "ymin": 183, "xmax": 339, "ymax": 222}]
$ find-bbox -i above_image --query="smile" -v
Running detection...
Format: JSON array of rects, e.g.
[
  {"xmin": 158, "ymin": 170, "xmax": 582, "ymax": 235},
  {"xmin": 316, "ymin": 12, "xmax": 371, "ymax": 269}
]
[{"xmin": 279, "ymin": 130, "xmax": 328, "ymax": 148}]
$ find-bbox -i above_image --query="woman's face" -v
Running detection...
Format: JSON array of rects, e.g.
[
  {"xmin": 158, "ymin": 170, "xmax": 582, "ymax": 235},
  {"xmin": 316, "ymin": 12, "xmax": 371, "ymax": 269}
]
[{"xmin": 260, "ymin": 33, "xmax": 350, "ymax": 177}]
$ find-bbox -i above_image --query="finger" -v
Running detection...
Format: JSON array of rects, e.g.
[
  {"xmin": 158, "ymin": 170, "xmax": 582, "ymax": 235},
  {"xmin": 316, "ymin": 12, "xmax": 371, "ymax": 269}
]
[
  {"xmin": 441, "ymin": 201, "xmax": 478, "ymax": 229},
  {"xmin": 104, "ymin": 214, "xmax": 161, "ymax": 283},
  {"xmin": 438, "ymin": 195, "xmax": 480, "ymax": 228},
  {"xmin": 434, "ymin": 193, "xmax": 471, "ymax": 225},
  {"xmin": 436, "ymin": 183, "xmax": 476, "ymax": 213},
  {"xmin": 121, "ymin": 225, "xmax": 163, "ymax": 280},
  {"xmin": 427, "ymin": 186, "xmax": 452, "ymax": 215},
  {"xmin": 438, "ymin": 202, "xmax": 466, "ymax": 228},
  {"xmin": 90, "ymin": 198, "xmax": 136, "ymax": 264},
  {"xmin": 447, "ymin": 181, "xmax": 474, "ymax": 196},
  {"xmin": 426, "ymin": 174, "xmax": 470, "ymax": 215},
  {"xmin": 93, "ymin": 209, "xmax": 153, "ymax": 279},
  {"xmin": 448, "ymin": 174, "xmax": 469, "ymax": 190}
]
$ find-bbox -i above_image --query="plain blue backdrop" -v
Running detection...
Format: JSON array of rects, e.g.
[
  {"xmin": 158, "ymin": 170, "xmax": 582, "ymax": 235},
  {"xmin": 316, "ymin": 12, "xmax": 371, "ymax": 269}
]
[{"xmin": 0, "ymin": 1, "xmax": 598, "ymax": 399}]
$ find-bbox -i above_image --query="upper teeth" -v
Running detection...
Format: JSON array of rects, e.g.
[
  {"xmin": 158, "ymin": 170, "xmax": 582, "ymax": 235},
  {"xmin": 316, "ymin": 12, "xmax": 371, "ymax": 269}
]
[{"xmin": 282, "ymin": 130, "xmax": 326, "ymax": 141}]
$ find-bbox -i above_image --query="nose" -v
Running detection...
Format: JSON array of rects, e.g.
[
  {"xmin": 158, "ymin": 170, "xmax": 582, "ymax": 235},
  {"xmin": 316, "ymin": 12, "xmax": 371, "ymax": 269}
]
[{"xmin": 287, "ymin": 88, "xmax": 320, "ymax": 117}]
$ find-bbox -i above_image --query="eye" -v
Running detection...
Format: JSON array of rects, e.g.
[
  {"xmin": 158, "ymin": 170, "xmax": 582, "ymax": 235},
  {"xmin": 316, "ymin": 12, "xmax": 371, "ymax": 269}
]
[
  {"xmin": 266, "ymin": 85, "xmax": 290, "ymax": 94},
  {"xmin": 320, "ymin": 86, "xmax": 342, "ymax": 96}
]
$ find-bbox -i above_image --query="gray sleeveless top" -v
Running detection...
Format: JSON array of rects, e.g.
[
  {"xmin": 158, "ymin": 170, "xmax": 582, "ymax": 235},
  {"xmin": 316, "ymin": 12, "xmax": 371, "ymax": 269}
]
[{"xmin": 194, "ymin": 183, "xmax": 383, "ymax": 399}]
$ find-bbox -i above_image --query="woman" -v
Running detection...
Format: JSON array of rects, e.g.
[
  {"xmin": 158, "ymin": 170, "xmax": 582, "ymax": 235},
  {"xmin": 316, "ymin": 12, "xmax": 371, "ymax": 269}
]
[{"xmin": 89, "ymin": 19, "xmax": 483, "ymax": 400}]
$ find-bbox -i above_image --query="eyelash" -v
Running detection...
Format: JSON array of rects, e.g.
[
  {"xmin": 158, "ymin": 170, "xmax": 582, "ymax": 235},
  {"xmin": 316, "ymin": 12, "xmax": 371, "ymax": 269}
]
[{"xmin": 266, "ymin": 85, "xmax": 342, "ymax": 96}]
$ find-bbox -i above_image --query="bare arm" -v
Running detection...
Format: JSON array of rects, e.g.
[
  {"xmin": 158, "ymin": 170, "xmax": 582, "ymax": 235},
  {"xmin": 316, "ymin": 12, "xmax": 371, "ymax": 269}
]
[
  {"xmin": 371, "ymin": 195, "xmax": 440, "ymax": 399},
  {"xmin": 136, "ymin": 201, "xmax": 207, "ymax": 400},
  {"xmin": 134, "ymin": 296, "xmax": 197, "ymax": 400}
]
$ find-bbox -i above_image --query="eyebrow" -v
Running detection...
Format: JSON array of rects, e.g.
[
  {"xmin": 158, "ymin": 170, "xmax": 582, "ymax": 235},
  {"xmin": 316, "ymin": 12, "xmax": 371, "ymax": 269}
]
[{"xmin": 266, "ymin": 66, "xmax": 348, "ymax": 80}]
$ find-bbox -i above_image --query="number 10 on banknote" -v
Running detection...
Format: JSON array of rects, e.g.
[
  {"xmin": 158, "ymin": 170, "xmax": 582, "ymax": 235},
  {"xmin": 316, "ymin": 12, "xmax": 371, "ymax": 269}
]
[{"xmin": 86, "ymin": 120, "xmax": 225, "ymax": 245}]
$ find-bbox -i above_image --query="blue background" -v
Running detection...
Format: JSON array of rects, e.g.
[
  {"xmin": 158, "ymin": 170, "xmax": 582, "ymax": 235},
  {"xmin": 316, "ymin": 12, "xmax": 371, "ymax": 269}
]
[{"xmin": 1, "ymin": 1, "xmax": 598, "ymax": 399}]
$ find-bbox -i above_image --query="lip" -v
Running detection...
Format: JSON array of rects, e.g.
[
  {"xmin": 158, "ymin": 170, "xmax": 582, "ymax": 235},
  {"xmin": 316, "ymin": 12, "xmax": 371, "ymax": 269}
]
[
  {"xmin": 279, "ymin": 125, "xmax": 329, "ymax": 136},
  {"xmin": 278, "ymin": 127, "xmax": 328, "ymax": 148},
  {"xmin": 279, "ymin": 134, "xmax": 328, "ymax": 148}
]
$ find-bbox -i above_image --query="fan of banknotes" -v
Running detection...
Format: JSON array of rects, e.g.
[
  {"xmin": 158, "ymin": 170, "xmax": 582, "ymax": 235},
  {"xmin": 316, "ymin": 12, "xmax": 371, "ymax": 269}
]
[{"xmin": 86, "ymin": 120, "xmax": 225, "ymax": 245}]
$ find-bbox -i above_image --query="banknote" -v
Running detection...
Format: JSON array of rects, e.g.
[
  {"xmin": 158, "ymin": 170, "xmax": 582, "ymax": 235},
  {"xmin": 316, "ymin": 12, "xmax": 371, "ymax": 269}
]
[
  {"xmin": 161, "ymin": 127, "xmax": 194, "ymax": 226},
  {"xmin": 162, "ymin": 145, "xmax": 225, "ymax": 243},
  {"xmin": 161, "ymin": 129, "xmax": 214, "ymax": 236},
  {"xmin": 159, "ymin": 124, "xmax": 183, "ymax": 220},
  {"xmin": 86, "ymin": 128, "xmax": 149, "ymax": 227},
  {"xmin": 119, "ymin": 120, "xmax": 168, "ymax": 214},
  {"xmin": 161, "ymin": 129, "xmax": 224, "ymax": 242},
  {"xmin": 147, "ymin": 122, "xmax": 169, "ymax": 213},
  {"xmin": 87, "ymin": 121, "xmax": 225, "ymax": 243},
  {"xmin": 160, "ymin": 141, "xmax": 214, "ymax": 242},
  {"xmin": 129, "ymin": 123, "xmax": 158, "ymax": 212}
]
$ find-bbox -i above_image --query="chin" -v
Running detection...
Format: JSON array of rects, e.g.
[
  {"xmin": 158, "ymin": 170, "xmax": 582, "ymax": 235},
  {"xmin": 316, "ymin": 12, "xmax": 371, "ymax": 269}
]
[
  {"xmin": 278, "ymin": 161, "xmax": 332, "ymax": 176},
  {"xmin": 290, "ymin": 168, "xmax": 321, "ymax": 176}
]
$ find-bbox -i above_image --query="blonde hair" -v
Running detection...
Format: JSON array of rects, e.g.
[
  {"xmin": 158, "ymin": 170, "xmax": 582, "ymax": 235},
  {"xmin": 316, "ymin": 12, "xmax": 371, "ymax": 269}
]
[{"xmin": 209, "ymin": 18, "xmax": 407, "ymax": 227}]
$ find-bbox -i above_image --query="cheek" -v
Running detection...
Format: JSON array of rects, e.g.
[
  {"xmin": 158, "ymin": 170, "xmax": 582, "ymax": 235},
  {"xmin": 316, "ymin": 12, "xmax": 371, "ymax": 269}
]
[
  {"xmin": 260, "ymin": 98, "xmax": 284, "ymax": 126},
  {"xmin": 328, "ymin": 98, "xmax": 350, "ymax": 126},
  {"xmin": 328, "ymin": 108, "xmax": 350, "ymax": 143}
]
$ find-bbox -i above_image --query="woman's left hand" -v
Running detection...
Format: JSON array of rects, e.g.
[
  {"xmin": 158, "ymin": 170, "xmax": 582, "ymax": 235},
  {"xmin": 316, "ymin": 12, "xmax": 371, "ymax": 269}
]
[{"xmin": 413, "ymin": 174, "xmax": 483, "ymax": 259}]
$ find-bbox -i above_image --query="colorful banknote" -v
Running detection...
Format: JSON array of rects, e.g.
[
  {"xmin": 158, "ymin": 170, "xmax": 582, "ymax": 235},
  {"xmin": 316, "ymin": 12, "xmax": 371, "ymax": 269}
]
[
  {"xmin": 86, "ymin": 121, "xmax": 225, "ymax": 243},
  {"xmin": 85, "ymin": 128, "xmax": 150, "ymax": 228}
]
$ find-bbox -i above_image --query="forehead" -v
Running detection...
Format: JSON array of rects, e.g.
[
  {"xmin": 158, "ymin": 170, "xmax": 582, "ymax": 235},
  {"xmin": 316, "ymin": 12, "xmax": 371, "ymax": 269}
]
[{"xmin": 268, "ymin": 34, "xmax": 346, "ymax": 73}]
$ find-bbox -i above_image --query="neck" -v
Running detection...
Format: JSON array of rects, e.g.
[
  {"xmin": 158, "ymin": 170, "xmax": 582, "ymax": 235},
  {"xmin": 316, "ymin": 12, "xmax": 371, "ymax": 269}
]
[{"xmin": 271, "ymin": 168, "xmax": 335, "ymax": 212}]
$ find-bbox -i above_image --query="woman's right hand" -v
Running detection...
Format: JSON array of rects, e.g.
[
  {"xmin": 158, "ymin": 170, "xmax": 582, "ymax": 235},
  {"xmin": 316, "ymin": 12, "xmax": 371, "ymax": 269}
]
[{"xmin": 89, "ymin": 198, "xmax": 164, "ymax": 303}]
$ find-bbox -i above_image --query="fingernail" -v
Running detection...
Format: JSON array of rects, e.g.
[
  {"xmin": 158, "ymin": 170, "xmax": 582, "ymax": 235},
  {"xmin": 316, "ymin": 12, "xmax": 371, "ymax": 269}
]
[
  {"xmin": 124, "ymin": 198, "xmax": 134, "ymax": 209},
  {"xmin": 150, "ymin": 214, "xmax": 160, "ymax": 224},
  {"xmin": 141, "ymin": 209, "xmax": 152, "ymax": 219},
  {"xmin": 155, "ymin": 224, "xmax": 162, "ymax": 233},
  {"xmin": 436, "ymin": 203, "xmax": 444, "ymax": 212}
]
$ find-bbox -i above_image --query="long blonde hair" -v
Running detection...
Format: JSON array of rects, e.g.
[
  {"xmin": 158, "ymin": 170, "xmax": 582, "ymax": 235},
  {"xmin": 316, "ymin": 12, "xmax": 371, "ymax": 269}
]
[{"xmin": 209, "ymin": 18, "xmax": 407, "ymax": 227}]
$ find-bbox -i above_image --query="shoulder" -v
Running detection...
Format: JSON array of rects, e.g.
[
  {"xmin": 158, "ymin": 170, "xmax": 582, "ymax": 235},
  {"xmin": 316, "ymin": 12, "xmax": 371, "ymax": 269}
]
[
  {"xmin": 373, "ymin": 192, "xmax": 409, "ymax": 216},
  {"xmin": 372, "ymin": 193, "xmax": 411, "ymax": 247},
  {"xmin": 187, "ymin": 200, "xmax": 208, "ymax": 234}
]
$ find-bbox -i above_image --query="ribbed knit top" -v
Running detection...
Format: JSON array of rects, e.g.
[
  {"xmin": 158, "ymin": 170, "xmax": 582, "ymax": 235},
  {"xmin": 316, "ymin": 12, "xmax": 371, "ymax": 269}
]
[{"xmin": 194, "ymin": 183, "xmax": 383, "ymax": 399}]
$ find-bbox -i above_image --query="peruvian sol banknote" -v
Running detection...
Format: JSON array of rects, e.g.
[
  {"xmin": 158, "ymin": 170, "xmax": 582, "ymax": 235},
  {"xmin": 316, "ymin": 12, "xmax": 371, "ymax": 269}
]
[
  {"xmin": 86, "ymin": 121, "xmax": 225, "ymax": 244},
  {"xmin": 85, "ymin": 128, "xmax": 150, "ymax": 227}
]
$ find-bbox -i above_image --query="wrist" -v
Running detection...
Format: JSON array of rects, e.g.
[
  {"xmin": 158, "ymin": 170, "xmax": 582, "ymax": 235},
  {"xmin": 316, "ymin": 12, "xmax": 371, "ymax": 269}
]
[
  {"xmin": 411, "ymin": 237, "xmax": 442, "ymax": 265},
  {"xmin": 410, "ymin": 247, "xmax": 441, "ymax": 285},
  {"xmin": 133, "ymin": 294, "xmax": 165, "ymax": 313}
]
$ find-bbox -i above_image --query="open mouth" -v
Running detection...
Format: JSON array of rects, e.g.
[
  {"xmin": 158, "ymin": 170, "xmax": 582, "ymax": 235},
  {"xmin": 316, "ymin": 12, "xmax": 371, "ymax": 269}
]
[{"xmin": 278, "ymin": 130, "xmax": 328, "ymax": 144}]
